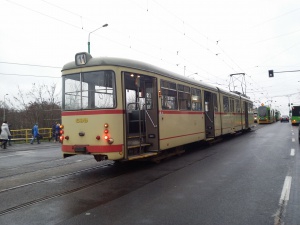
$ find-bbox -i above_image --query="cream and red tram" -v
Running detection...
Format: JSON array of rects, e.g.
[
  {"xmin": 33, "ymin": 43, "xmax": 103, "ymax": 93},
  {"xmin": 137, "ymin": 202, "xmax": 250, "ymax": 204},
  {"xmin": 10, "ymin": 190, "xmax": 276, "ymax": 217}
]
[{"xmin": 60, "ymin": 52, "xmax": 254, "ymax": 162}]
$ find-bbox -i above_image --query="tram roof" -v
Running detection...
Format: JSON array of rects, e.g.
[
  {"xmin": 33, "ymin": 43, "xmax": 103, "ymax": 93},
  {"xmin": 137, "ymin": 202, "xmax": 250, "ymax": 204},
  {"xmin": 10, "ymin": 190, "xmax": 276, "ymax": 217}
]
[{"xmin": 62, "ymin": 52, "xmax": 250, "ymax": 100}]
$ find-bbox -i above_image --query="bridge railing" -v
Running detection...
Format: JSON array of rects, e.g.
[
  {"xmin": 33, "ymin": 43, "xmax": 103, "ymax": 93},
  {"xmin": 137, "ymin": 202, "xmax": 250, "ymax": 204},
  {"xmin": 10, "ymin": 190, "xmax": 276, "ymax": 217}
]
[{"xmin": 9, "ymin": 128, "xmax": 52, "ymax": 143}]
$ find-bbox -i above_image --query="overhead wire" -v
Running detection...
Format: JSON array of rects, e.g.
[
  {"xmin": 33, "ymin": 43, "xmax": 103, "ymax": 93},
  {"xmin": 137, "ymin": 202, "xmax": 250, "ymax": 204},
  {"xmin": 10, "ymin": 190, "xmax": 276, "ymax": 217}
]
[
  {"xmin": 0, "ymin": 72, "xmax": 60, "ymax": 78},
  {"xmin": 6, "ymin": 0, "xmax": 82, "ymax": 30},
  {"xmin": 5, "ymin": 0, "xmax": 300, "ymax": 100},
  {"xmin": 0, "ymin": 61, "xmax": 61, "ymax": 69},
  {"xmin": 6, "ymin": 0, "xmax": 239, "ymax": 85}
]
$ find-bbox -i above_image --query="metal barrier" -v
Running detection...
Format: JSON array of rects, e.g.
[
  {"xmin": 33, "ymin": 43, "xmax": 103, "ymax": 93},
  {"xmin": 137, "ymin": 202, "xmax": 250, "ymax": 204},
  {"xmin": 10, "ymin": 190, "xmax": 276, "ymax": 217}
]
[{"xmin": 10, "ymin": 128, "xmax": 52, "ymax": 143}]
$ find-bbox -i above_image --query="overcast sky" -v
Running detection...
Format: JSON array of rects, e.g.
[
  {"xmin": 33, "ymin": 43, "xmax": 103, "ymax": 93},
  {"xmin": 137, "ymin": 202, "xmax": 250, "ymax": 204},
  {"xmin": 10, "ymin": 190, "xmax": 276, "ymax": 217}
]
[{"xmin": 1, "ymin": 0, "xmax": 300, "ymax": 114}]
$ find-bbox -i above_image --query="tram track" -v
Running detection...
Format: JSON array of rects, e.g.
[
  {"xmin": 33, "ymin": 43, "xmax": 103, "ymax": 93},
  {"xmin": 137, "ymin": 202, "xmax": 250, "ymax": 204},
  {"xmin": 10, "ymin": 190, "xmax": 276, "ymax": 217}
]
[
  {"xmin": 0, "ymin": 161, "xmax": 118, "ymax": 216},
  {"xmin": 0, "ymin": 150, "xmax": 219, "ymax": 217},
  {"xmin": 0, "ymin": 168, "xmax": 116, "ymax": 216},
  {"xmin": 0, "ymin": 156, "xmax": 96, "ymax": 179},
  {"xmin": 0, "ymin": 161, "xmax": 115, "ymax": 194}
]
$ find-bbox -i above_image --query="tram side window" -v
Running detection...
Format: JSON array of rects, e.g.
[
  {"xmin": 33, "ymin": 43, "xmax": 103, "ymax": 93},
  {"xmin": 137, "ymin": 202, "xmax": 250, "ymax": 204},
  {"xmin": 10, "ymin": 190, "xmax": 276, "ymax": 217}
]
[
  {"xmin": 178, "ymin": 84, "xmax": 191, "ymax": 110},
  {"xmin": 223, "ymin": 96, "xmax": 229, "ymax": 113},
  {"xmin": 249, "ymin": 103, "xmax": 253, "ymax": 113},
  {"xmin": 191, "ymin": 88, "xmax": 202, "ymax": 111},
  {"xmin": 230, "ymin": 99, "xmax": 234, "ymax": 113},
  {"xmin": 235, "ymin": 100, "xmax": 241, "ymax": 113},
  {"xmin": 161, "ymin": 80, "xmax": 177, "ymax": 110}
]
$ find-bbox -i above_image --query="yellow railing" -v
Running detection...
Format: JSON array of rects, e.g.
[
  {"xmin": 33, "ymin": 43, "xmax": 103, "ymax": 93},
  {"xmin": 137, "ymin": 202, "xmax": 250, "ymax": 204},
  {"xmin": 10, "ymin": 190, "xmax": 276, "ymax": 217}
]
[{"xmin": 10, "ymin": 128, "xmax": 52, "ymax": 143}]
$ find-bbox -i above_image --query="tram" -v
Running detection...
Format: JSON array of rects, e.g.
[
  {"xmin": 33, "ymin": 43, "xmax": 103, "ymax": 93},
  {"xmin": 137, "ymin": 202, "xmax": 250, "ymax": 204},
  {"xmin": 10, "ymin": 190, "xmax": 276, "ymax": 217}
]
[
  {"xmin": 257, "ymin": 104, "xmax": 276, "ymax": 124},
  {"xmin": 60, "ymin": 52, "xmax": 254, "ymax": 162}
]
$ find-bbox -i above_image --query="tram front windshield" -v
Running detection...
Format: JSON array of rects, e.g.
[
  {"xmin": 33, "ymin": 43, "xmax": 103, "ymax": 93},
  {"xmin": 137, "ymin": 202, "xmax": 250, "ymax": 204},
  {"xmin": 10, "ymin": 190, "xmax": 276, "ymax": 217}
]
[
  {"xmin": 292, "ymin": 106, "xmax": 300, "ymax": 116},
  {"xmin": 62, "ymin": 70, "xmax": 116, "ymax": 110},
  {"xmin": 258, "ymin": 106, "xmax": 267, "ymax": 117}
]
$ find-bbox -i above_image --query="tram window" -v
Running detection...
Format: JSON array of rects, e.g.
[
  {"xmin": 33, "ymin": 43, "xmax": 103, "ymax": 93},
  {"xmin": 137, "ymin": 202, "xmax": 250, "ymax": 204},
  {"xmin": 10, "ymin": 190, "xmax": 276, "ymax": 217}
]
[
  {"xmin": 223, "ymin": 96, "xmax": 229, "ymax": 113},
  {"xmin": 161, "ymin": 80, "xmax": 177, "ymax": 110},
  {"xmin": 213, "ymin": 93, "xmax": 218, "ymax": 112},
  {"xmin": 162, "ymin": 93, "xmax": 177, "ymax": 110},
  {"xmin": 178, "ymin": 84, "xmax": 191, "ymax": 110},
  {"xmin": 230, "ymin": 99, "xmax": 234, "ymax": 112},
  {"xmin": 235, "ymin": 100, "xmax": 240, "ymax": 113},
  {"xmin": 63, "ymin": 71, "xmax": 116, "ymax": 110},
  {"xmin": 83, "ymin": 71, "xmax": 115, "ymax": 109},
  {"xmin": 249, "ymin": 103, "xmax": 253, "ymax": 113},
  {"xmin": 191, "ymin": 88, "xmax": 202, "ymax": 111},
  {"xmin": 64, "ymin": 73, "xmax": 81, "ymax": 110},
  {"xmin": 126, "ymin": 90, "xmax": 136, "ymax": 111},
  {"xmin": 145, "ymin": 87, "xmax": 153, "ymax": 110}
]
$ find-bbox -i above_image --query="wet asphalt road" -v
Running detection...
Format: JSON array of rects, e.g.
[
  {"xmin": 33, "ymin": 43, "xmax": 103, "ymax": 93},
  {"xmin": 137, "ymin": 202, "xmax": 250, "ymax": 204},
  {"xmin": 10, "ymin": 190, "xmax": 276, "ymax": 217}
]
[{"xmin": 0, "ymin": 122, "xmax": 299, "ymax": 225}]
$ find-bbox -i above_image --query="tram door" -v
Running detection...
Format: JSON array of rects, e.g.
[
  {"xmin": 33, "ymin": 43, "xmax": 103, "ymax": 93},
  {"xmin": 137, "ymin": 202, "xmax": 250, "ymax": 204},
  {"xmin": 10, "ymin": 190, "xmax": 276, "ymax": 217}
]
[
  {"xmin": 123, "ymin": 72, "xmax": 159, "ymax": 157},
  {"xmin": 204, "ymin": 91, "xmax": 216, "ymax": 138}
]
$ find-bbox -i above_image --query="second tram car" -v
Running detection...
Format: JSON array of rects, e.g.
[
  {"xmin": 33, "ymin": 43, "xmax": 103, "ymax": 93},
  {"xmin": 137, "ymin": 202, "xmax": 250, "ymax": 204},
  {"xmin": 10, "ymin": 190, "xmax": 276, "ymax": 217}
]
[
  {"xmin": 257, "ymin": 104, "xmax": 276, "ymax": 124},
  {"xmin": 60, "ymin": 52, "xmax": 254, "ymax": 162}
]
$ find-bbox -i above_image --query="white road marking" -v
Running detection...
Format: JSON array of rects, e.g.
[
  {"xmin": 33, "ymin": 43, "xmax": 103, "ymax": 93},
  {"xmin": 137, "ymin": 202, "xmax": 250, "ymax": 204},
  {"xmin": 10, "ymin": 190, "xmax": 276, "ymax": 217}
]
[
  {"xmin": 274, "ymin": 176, "xmax": 293, "ymax": 224},
  {"xmin": 279, "ymin": 176, "xmax": 292, "ymax": 204},
  {"xmin": 292, "ymin": 138, "xmax": 295, "ymax": 142},
  {"xmin": 291, "ymin": 149, "xmax": 295, "ymax": 156}
]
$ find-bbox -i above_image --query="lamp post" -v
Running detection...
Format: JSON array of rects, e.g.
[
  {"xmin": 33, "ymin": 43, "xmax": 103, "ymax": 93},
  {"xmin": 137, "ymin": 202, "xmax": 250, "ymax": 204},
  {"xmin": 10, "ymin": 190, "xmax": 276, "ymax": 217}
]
[
  {"xmin": 3, "ymin": 94, "xmax": 8, "ymax": 121},
  {"xmin": 88, "ymin": 23, "xmax": 108, "ymax": 53}
]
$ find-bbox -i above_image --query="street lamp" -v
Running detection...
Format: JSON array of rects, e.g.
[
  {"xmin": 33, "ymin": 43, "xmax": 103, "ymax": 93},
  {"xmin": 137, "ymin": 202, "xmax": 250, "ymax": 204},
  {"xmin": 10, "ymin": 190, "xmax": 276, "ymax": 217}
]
[
  {"xmin": 88, "ymin": 23, "xmax": 108, "ymax": 53},
  {"xmin": 3, "ymin": 94, "xmax": 8, "ymax": 121}
]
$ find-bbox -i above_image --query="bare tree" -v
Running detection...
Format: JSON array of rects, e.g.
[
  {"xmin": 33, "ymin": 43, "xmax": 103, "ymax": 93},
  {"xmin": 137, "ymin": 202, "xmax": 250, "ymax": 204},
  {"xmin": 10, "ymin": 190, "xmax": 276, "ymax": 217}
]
[{"xmin": 5, "ymin": 83, "xmax": 61, "ymax": 129}]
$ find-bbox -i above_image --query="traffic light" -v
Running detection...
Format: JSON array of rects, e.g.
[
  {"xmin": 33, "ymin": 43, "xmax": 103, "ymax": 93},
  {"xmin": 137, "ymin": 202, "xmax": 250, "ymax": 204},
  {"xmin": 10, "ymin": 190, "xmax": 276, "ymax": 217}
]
[{"xmin": 268, "ymin": 70, "xmax": 274, "ymax": 77}]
